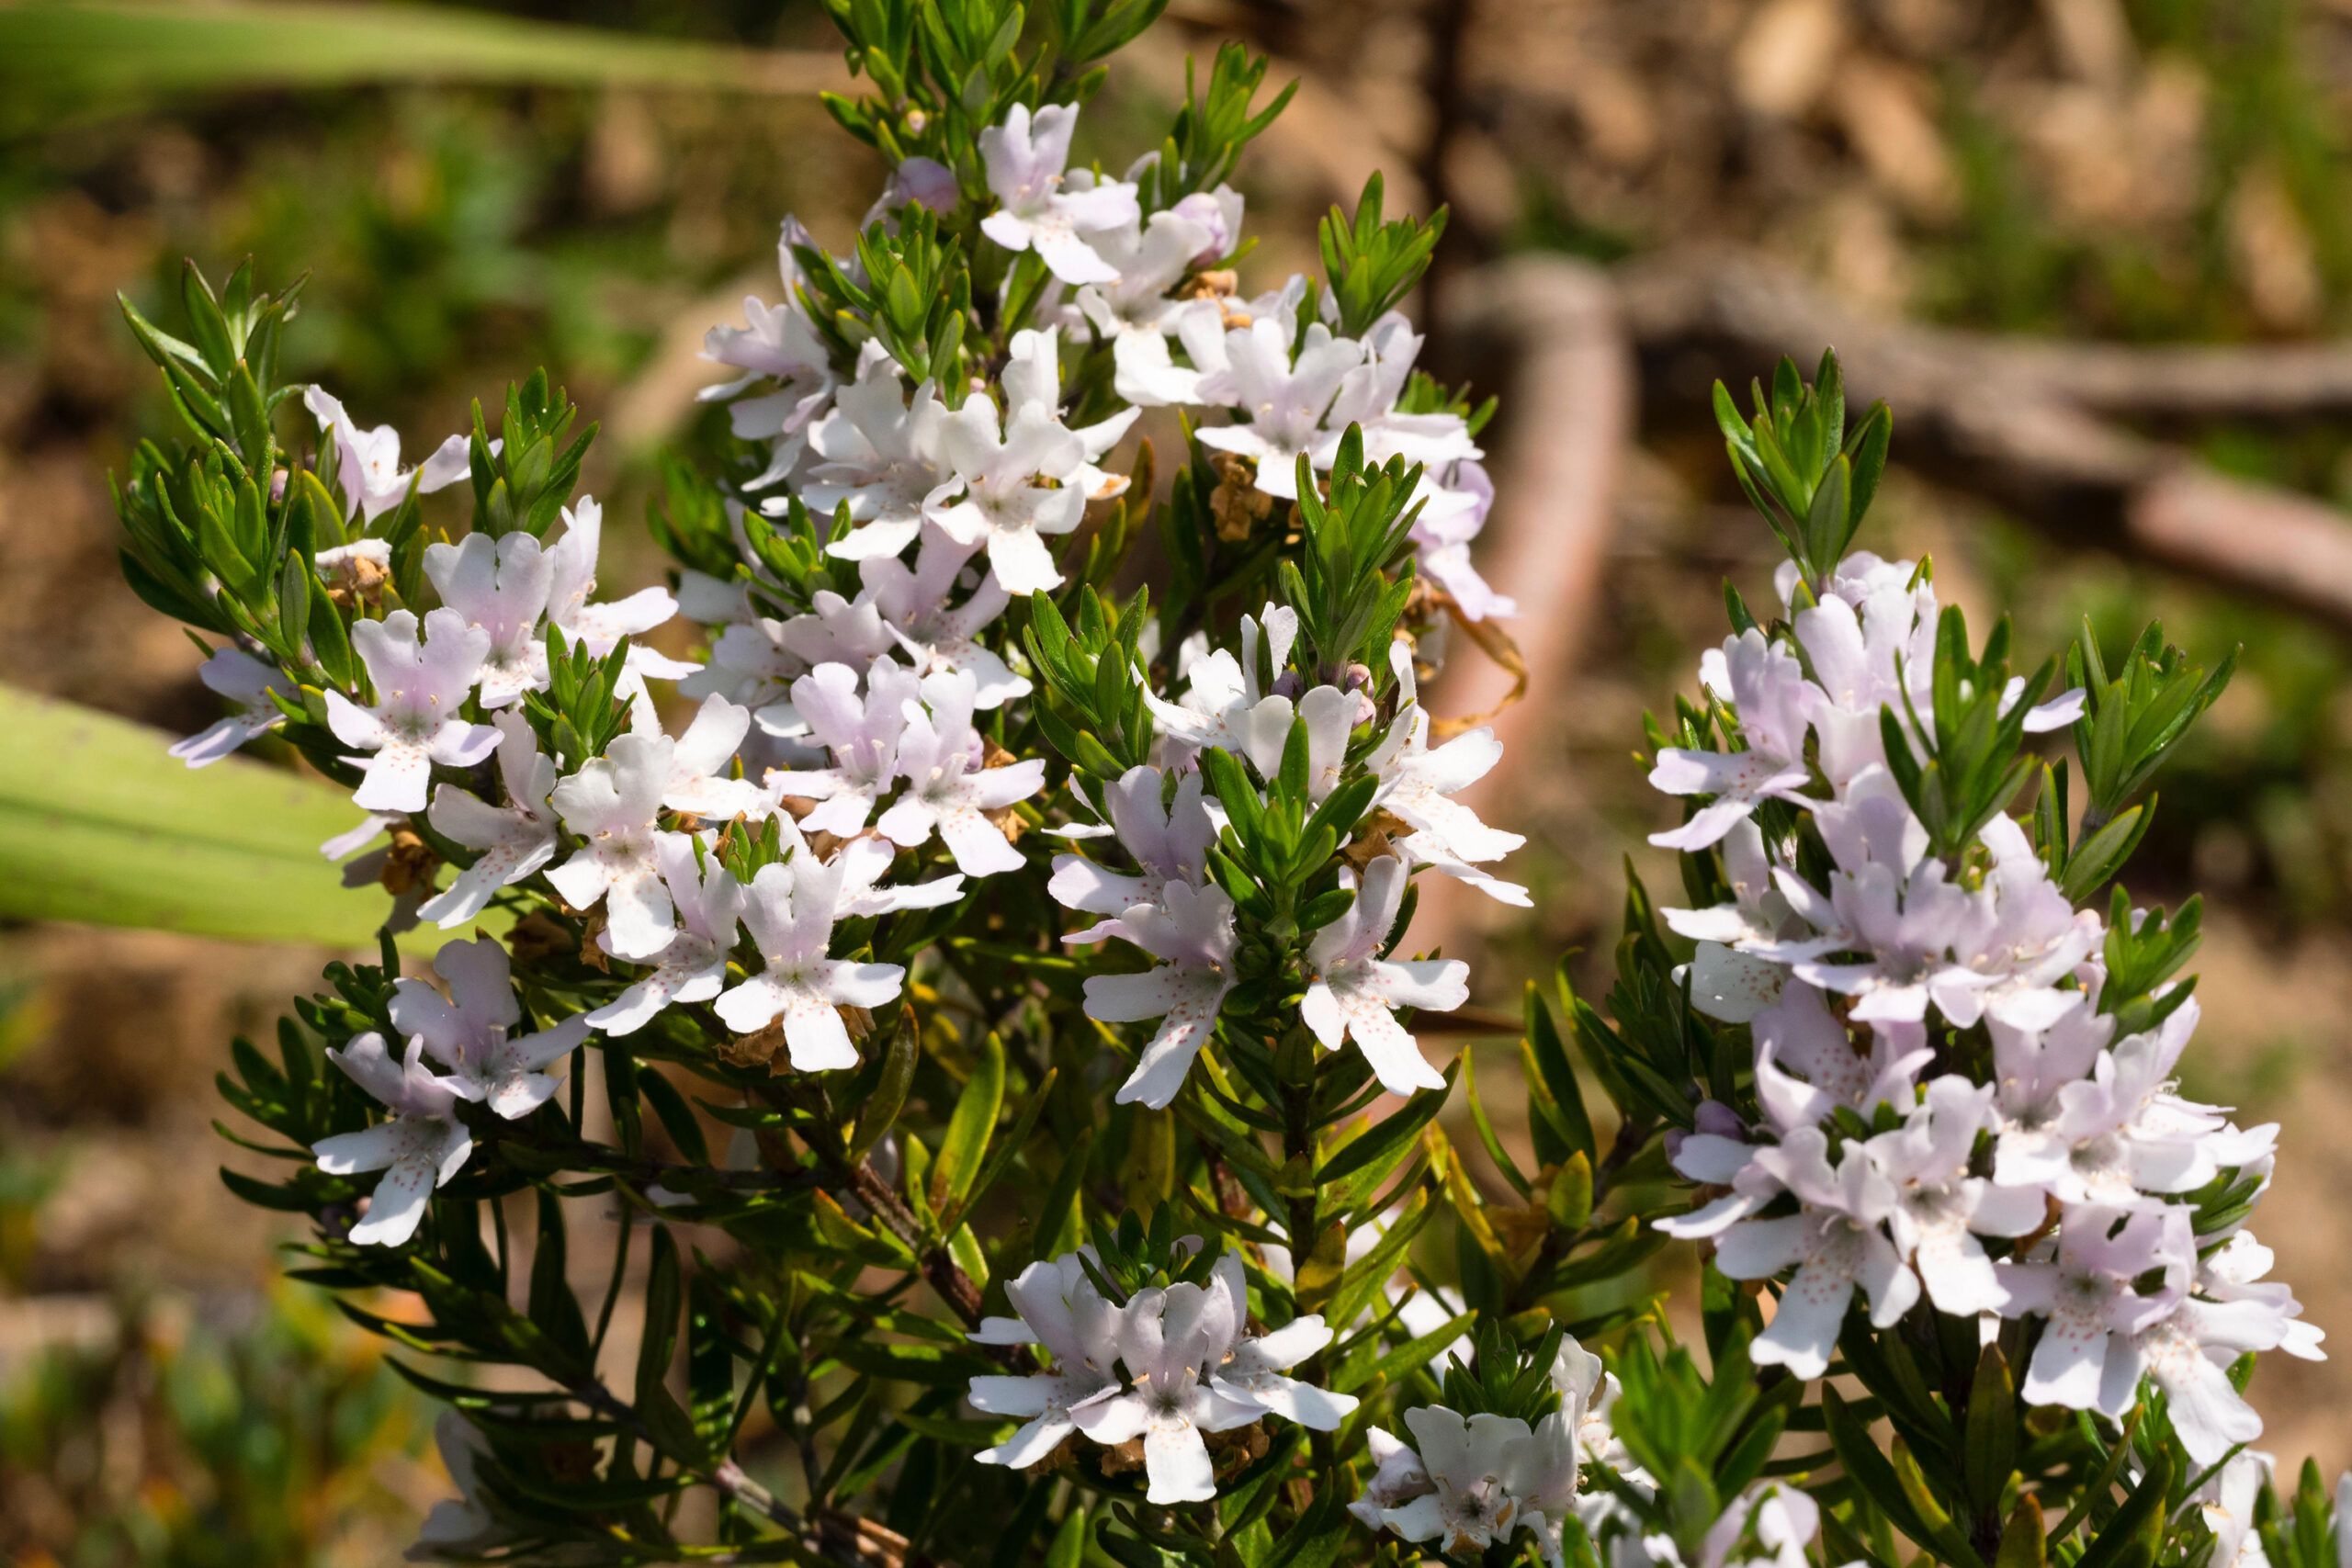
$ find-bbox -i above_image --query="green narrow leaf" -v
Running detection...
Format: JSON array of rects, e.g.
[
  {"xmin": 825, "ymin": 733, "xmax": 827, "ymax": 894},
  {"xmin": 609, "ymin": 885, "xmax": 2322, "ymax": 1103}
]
[{"xmin": 933, "ymin": 1032, "xmax": 1006, "ymax": 1213}]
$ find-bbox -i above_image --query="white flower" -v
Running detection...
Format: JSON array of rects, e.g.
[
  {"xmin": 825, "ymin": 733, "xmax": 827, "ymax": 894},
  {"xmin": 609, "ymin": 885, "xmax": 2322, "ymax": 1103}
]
[
  {"xmin": 1302, "ymin": 857, "xmax": 1464, "ymax": 1097},
  {"xmin": 1319, "ymin": 314, "xmax": 1481, "ymax": 473},
  {"xmin": 764, "ymin": 658, "xmax": 924, "ymax": 835},
  {"xmin": 929, "ymin": 389, "xmax": 1089, "ymax": 594},
  {"xmin": 1378, "ymin": 1401, "xmax": 1581, "ymax": 1568},
  {"xmin": 423, "ymin": 530, "xmax": 555, "ymax": 706},
  {"xmin": 1192, "ymin": 316, "xmax": 1364, "ymax": 500},
  {"xmin": 655, "ymin": 694, "xmax": 775, "ymax": 821},
  {"xmin": 1865, "ymin": 1076, "xmax": 2045, "ymax": 1314},
  {"xmin": 1068, "ymin": 1261, "xmax": 1259, "ymax": 1505},
  {"xmin": 1999, "ymin": 1201, "xmax": 2189, "ymax": 1415},
  {"xmin": 1370, "ymin": 642, "xmax": 1527, "ymax": 903},
  {"xmin": 876, "ymin": 671, "xmax": 1046, "ymax": 875},
  {"xmin": 313, "ymin": 1031, "xmax": 472, "ymax": 1247},
  {"xmin": 2199, "ymin": 1452, "xmax": 2275, "ymax": 1568},
  {"xmin": 168, "ymin": 648, "xmax": 293, "ymax": 767},
  {"xmin": 1349, "ymin": 1427, "xmax": 1434, "ymax": 1530},
  {"xmin": 545, "ymin": 497, "xmax": 682, "ymax": 657},
  {"xmin": 1082, "ymin": 880, "xmax": 1241, "ymax": 1109},
  {"xmin": 1408, "ymin": 461, "xmax": 1516, "ymax": 621},
  {"xmin": 409, "ymin": 1413, "xmax": 525, "ymax": 1562},
  {"xmin": 701, "ymin": 218, "xmax": 836, "ymax": 469},
  {"xmin": 1002, "ymin": 325, "xmax": 1140, "ymax": 504},
  {"xmin": 305, "ymin": 386, "xmax": 471, "ymax": 521},
  {"xmin": 802, "ymin": 351, "xmax": 956, "ymax": 560},
  {"xmin": 859, "ymin": 525, "xmax": 1030, "ymax": 706},
  {"xmin": 586, "ymin": 835, "xmax": 744, "ymax": 1037},
  {"xmin": 968, "ymin": 1250, "xmax": 1126, "ymax": 1470},
  {"xmin": 324, "ymin": 607, "xmax": 501, "ymax": 813},
  {"xmin": 978, "ymin": 103, "xmax": 1140, "ymax": 285},
  {"xmin": 1142, "ymin": 604, "xmax": 1321, "ymax": 771},
  {"xmin": 1704, "ymin": 1127, "xmax": 1915, "ymax": 1379},
  {"xmin": 1647, "ymin": 630, "xmax": 1815, "ymax": 852},
  {"xmin": 1048, "ymin": 763, "xmax": 1216, "ymax": 943},
  {"xmin": 546, "ymin": 732, "xmax": 685, "ymax": 961},
  {"xmin": 712, "ymin": 855, "xmax": 905, "ymax": 1069},
  {"xmin": 1073, "ymin": 209, "xmax": 1217, "ymax": 406},
  {"xmin": 390, "ymin": 936, "xmax": 590, "ymax": 1119},
  {"xmin": 418, "ymin": 711, "xmax": 560, "ymax": 928}
]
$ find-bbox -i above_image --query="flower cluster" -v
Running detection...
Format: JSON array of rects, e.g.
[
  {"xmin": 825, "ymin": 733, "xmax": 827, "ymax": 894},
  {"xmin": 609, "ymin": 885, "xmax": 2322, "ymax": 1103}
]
[
  {"xmin": 1651, "ymin": 551, "xmax": 2318, "ymax": 1461},
  {"xmin": 118, "ymin": 6, "xmax": 2347, "ymax": 1564},
  {"xmin": 967, "ymin": 1247, "xmax": 1354, "ymax": 1505}
]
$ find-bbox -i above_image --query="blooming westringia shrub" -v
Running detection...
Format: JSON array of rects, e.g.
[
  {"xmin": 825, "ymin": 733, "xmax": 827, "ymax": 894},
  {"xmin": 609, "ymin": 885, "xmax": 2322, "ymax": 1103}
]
[{"xmin": 113, "ymin": 4, "xmax": 2352, "ymax": 1566}]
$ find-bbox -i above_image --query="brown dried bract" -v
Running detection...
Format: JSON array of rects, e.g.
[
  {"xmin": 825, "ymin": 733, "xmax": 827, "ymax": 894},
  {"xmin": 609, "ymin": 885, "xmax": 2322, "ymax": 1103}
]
[
  {"xmin": 1342, "ymin": 809, "xmax": 1409, "ymax": 871},
  {"xmin": 1209, "ymin": 452, "xmax": 1272, "ymax": 543},
  {"xmin": 719, "ymin": 1021, "xmax": 786, "ymax": 1070},
  {"xmin": 1097, "ymin": 1436, "xmax": 1147, "ymax": 1478},
  {"xmin": 378, "ymin": 827, "xmax": 438, "ymax": 897},
  {"xmin": 504, "ymin": 909, "xmax": 577, "ymax": 966},
  {"xmin": 322, "ymin": 551, "xmax": 390, "ymax": 611}
]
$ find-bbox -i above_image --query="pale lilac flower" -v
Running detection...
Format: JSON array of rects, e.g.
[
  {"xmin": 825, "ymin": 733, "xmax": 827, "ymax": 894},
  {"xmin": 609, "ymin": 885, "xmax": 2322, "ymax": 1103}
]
[
  {"xmin": 1997, "ymin": 997, "xmax": 2253, "ymax": 1205},
  {"xmin": 1143, "ymin": 604, "xmax": 1305, "ymax": 766},
  {"xmin": 859, "ymin": 526, "xmax": 1029, "ymax": 705},
  {"xmin": 978, "ymin": 104, "xmax": 1140, "ymax": 285},
  {"xmin": 1350, "ymin": 1427, "xmax": 1434, "ymax": 1530},
  {"xmin": 2112, "ymin": 1293, "xmax": 2278, "ymax": 1464},
  {"xmin": 1648, "ymin": 630, "xmax": 1816, "ymax": 852},
  {"xmin": 417, "ymin": 712, "xmax": 560, "ymax": 928},
  {"xmin": 1317, "ymin": 314, "xmax": 1481, "ymax": 473},
  {"xmin": 701, "ymin": 218, "xmax": 836, "ymax": 467},
  {"xmin": 423, "ymin": 531, "xmax": 555, "ymax": 707},
  {"xmin": 1068, "ymin": 1259, "xmax": 1258, "ymax": 1505},
  {"xmin": 1049, "ymin": 764, "xmax": 1216, "ymax": 943},
  {"xmin": 169, "ymin": 648, "xmax": 294, "ymax": 766},
  {"xmin": 1192, "ymin": 317, "xmax": 1365, "ymax": 501},
  {"xmin": 587, "ymin": 836, "xmax": 745, "ymax": 1037},
  {"xmin": 801, "ymin": 351, "xmax": 956, "ymax": 561},
  {"xmin": 1370, "ymin": 643, "xmax": 1527, "ymax": 902},
  {"xmin": 324, "ymin": 607, "xmax": 501, "ymax": 813},
  {"xmin": 1377, "ymin": 1399, "xmax": 1582, "ymax": 1568},
  {"xmin": 305, "ymin": 386, "xmax": 470, "ymax": 521},
  {"xmin": 1926, "ymin": 817, "xmax": 2100, "ymax": 1032},
  {"xmin": 712, "ymin": 855, "xmax": 905, "ymax": 1069},
  {"xmin": 1668, "ymin": 821, "xmax": 1798, "ymax": 1022},
  {"xmin": 546, "ymin": 497, "xmax": 682, "ymax": 658},
  {"xmin": 1082, "ymin": 880, "xmax": 1241, "ymax": 1109},
  {"xmin": 2199, "ymin": 1233, "xmax": 2325, "ymax": 1362},
  {"xmin": 1168, "ymin": 184, "xmax": 1244, "ymax": 264},
  {"xmin": 1706, "ymin": 1128, "xmax": 1915, "ymax": 1379},
  {"xmin": 930, "ymin": 390, "xmax": 1088, "ymax": 594},
  {"xmin": 1073, "ymin": 210, "xmax": 1216, "ymax": 406},
  {"xmin": 2001, "ymin": 1201, "xmax": 2190, "ymax": 1415},
  {"xmin": 546, "ymin": 733, "xmax": 684, "ymax": 961},
  {"xmin": 876, "ymin": 671, "xmax": 1046, "ymax": 874},
  {"xmin": 1408, "ymin": 461, "xmax": 1516, "ymax": 621},
  {"xmin": 2198, "ymin": 1453, "xmax": 2275, "ymax": 1568},
  {"xmin": 390, "ymin": 936, "xmax": 590, "ymax": 1119},
  {"xmin": 763, "ymin": 658, "xmax": 924, "ymax": 834},
  {"xmin": 1748, "ymin": 981, "xmax": 1931, "ymax": 1136},
  {"xmin": 1301, "ymin": 857, "xmax": 1464, "ymax": 1097},
  {"xmin": 656, "ymin": 694, "xmax": 775, "ymax": 822},
  {"xmin": 1866, "ymin": 1076, "xmax": 2045, "ymax": 1314},
  {"xmin": 968, "ymin": 1250, "xmax": 1125, "ymax": 1470},
  {"xmin": 313, "ymin": 1031, "xmax": 472, "ymax": 1247},
  {"xmin": 1002, "ymin": 326, "xmax": 1141, "ymax": 504}
]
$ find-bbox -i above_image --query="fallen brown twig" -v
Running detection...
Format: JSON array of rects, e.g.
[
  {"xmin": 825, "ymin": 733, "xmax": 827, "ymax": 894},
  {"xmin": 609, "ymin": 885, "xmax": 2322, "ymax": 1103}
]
[{"xmin": 1620, "ymin": 252, "xmax": 2352, "ymax": 632}]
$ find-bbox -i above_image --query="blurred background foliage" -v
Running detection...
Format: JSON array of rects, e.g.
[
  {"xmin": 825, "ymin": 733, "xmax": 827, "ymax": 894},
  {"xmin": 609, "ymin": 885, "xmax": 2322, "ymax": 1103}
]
[{"xmin": 9, "ymin": 0, "xmax": 2352, "ymax": 1557}]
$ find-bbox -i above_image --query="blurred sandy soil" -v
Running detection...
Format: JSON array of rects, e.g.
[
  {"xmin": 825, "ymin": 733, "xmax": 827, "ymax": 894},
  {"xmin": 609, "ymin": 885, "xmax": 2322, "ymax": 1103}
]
[{"xmin": 7, "ymin": 0, "xmax": 2352, "ymax": 1550}]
